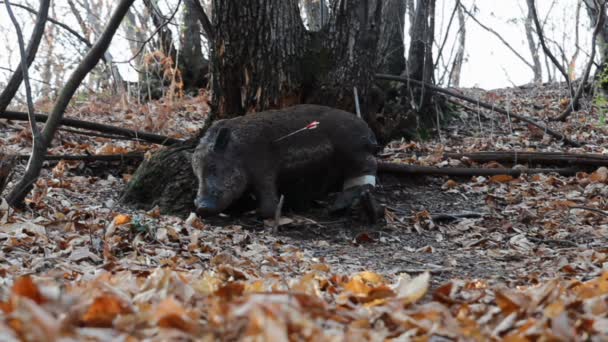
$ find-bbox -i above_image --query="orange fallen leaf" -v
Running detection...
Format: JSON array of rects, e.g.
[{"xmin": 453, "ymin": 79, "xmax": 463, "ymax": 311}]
[
  {"xmin": 344, "ymin": 278, "xmax": 371, "ymax": 296},
  {"xmin": 113, "ymin": 214, "xmax": 131, "ymax": 225},
  {"xmin": 155, "ymin": 297, "xmax": 196, "ymax": 333},
  {"xmin": 12, "ymin": 276, "xmax": 45, "ymax": 305},
  {"xmin": 82, "ymin": 294, "xmax": 131, "ymax": 327},
  {"xmin": 214, "ymin": 282, "xmax": 245, "ymax": 301},
  {"xmin": 495, "ymin": 290, "xmax": 520, "ymax": 315}
]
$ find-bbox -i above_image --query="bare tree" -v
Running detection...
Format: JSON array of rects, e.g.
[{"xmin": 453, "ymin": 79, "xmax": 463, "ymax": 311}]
[
  {"xmin": 554, "ymin": 0, "xmax": 607, "ymax": 121},
  {"xmin": 40, "ymin": 2, "xmax": 56, "ymax": 99},
  {"xmin": 449, "ymin": 2, "xmax": 466, "ymax": 87},
  {"xmin": 407, "ymin": 0, "xmax": 436, "ymax": 115},
  {"xmin": 180, "ymin": 0, "xmax": 208, "ymax": 92},
  {"xmin": 569, "ymin": 1, "xmax": 583, "ymax": 80},
  {"xmin": 0, "ymin": 0, "xmax": 50, "ymax": 113},
  {"xmin": 524, "ymin": 0, "xmax": 543, "ymax": 83},
  {"xmin": 528, "ymin": 0, "xmax": 573, "ymax": 90},
  {"xmin": 377, "ymin": 0, "xmax": 407, "ymax": 75},
  {"xmin": 7, "ymin": 0, "xmax": 135, "ymax": 207}
]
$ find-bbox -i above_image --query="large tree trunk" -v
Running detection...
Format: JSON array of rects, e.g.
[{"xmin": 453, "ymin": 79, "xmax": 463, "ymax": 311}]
[{"xmin": 211, "ymin": 0, "xmax": 308, "ymax": 116}]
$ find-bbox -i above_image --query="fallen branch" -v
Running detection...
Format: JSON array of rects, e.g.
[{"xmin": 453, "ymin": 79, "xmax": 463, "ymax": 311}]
[
  {"xmin": 375, "ymin": 73, "xmax": 582, "ymax": 147},
  {"xmin": 13, "ymin": 153, "xmax": 144, "ymax": 162},
  {"xmin": 2, "ymin": 110, "xmax": 181, "ymax": 146},
  {"xmin": 444, "ymin": 151, "xmax": 608, "ymax": 167},
  {"xmin": 377, "ymin": 161, "xmax": 578, "ymax": 177}
]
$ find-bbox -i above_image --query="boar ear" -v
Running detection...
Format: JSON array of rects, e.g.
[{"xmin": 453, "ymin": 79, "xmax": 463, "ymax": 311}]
[{"xmin": 214, "ymin": 127, "xmax": 230, "ymax": 152}]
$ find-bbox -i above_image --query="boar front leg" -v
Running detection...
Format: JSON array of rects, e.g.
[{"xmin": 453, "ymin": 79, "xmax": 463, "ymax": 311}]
[{"xmin": 251, "ymin": 172, "xmax": 280, "ymax": 218}]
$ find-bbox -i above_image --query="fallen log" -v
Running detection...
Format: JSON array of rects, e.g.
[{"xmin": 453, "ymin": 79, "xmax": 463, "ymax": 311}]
[
  {"xmin": 377, "ymin": 161, "xmax": 578, "ymax": 177},
  {"xmin": 14, "ymin": 152, "xmax": 145, "ymax": 162},
  {"xmin": 375, "ymin": 73, "xmax": 582, "ymax": 147},
  {"xmin": 444, "ymin": 151, "xmax": 608, "ymax": 167},
  {"xmin": 1, "ymin": 110, "xmax": 182, "ymax": 146}
]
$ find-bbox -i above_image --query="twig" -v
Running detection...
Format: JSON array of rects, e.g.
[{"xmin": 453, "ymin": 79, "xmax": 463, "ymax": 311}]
[
  {"xmin": 273, "ymin": 195, "xmax": 285, "ymax": 233},
  {"xmin": 460, "ymin": 3, "xmax": 535, "ymax": 70},
  {"xmin": 375, "ymin": 73, "xmax": 582, "ymax": 147},
  {"xmin": 118, "ymin": 0, "xmax": 181, "ymax": 63},
  {"xmin": 0, "ymin": 0, "xmax": 94, "ymax": 49},
  {"xmin": 570, "ymin": 206, "xmax": 608, "ymax": 217},
  {"xmin": 353, "ymin": 87, "xmax": 361, "ymax": 118}
]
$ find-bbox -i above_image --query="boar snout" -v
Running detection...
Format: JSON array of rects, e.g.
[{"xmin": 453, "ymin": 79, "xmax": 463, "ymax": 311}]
[{"xmin": 194, "ymin": 196, "xmax": 221, "ymax": 217}]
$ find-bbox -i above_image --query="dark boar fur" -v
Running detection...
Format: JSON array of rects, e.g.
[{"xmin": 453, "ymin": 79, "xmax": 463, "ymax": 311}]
[{"xmin": 192, "ymin": 104, "xmax": 378, "ymax": 218}]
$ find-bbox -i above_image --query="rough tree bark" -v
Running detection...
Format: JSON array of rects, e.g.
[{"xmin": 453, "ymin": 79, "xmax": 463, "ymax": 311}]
[
  {"xmin": 211, "ymin": 0, "xmax": 308, "ymax": 116},
  {"xmin": 0, "ymin": 0, "xmax": 50, "ymax": 113},
  {"xmin": 7, "ymin": 0, "xmax": 135, "ymax": 207}
]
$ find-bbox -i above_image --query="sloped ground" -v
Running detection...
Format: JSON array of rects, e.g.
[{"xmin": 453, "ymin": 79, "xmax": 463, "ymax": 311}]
[{"xmin": 0, "ymin": 85, "xmax": 607, "ymax": 340}]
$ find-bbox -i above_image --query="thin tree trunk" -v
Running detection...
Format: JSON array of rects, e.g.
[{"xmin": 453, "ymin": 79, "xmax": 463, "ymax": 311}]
[
  {"xmin": 528, "ymin": 0, "xmax": 573, "ymax": 92},
  {"xmin": 449, "ymin": 2, "xmax": 465, "ymax": 87},
  {"xmin": 0, "ymin": 0, "xmax": 50, "ymax": 113},
  {"xmin": 180, "ymin": 0, "xmax": 208, "ymax": 92},
  {"xmin": 7, "ymin": 0, "xmax": 135, "ymax": 207},
  {"xmin": 525, "ymin": 0, "xmax": 542, "ymax": 83},
  {"xmin": 40, "ymin": 2, "xmax": 56, "ymax": 99},
  {"xmin": 407, "ymin": 0, "xmax": 436, "ymax": 114}
]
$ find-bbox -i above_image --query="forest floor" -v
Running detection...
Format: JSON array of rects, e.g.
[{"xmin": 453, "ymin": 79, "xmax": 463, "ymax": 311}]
[{"xmin": 1, "ymin": 84, "xmax": 608, "ymax": 340}]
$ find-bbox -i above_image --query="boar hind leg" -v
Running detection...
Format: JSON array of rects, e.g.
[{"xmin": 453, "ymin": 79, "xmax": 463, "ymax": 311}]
[
  {"xmin": 251, "ymin": 174, "xmax": 280, "ymax": 218},
  {"xmin": 330, "ymin": 155, "xmax": 381, "ymax": 222}
]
